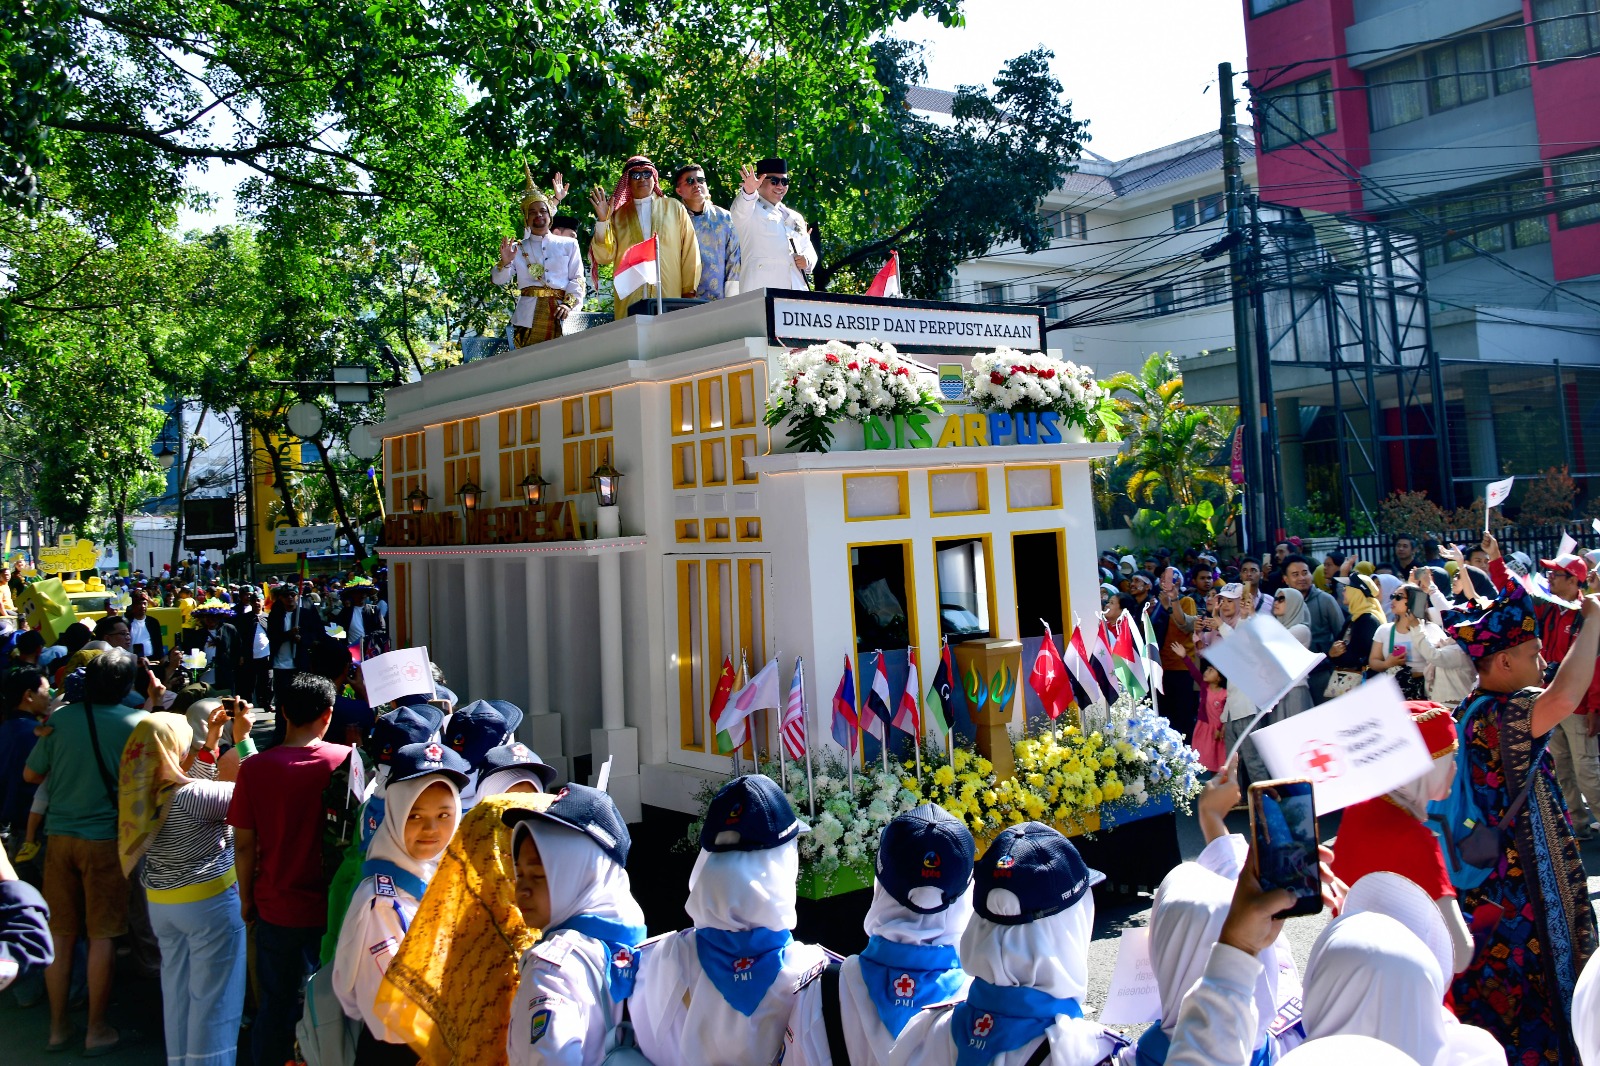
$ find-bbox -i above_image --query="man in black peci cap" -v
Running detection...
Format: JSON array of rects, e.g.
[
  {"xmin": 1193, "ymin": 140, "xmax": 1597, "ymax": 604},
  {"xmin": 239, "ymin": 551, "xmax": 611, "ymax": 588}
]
[
  {"xmin": 732, "ymin": 157, "xmax": 816, "ymax": 294},
  {"xmin": 784, "ymin": 803, "xmax": 976, "ymax": 1066}
]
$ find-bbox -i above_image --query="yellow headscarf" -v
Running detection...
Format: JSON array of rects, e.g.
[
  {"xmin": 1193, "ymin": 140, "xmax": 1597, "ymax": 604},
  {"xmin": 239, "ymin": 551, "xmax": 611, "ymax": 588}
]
[
  {"xmin": 117, "ymin": 712, "xmax": 193, "ymax": 876},
  {"xmin": 1343, "ymin": 574, "xmax": 1387, "ymax": 626},
  {"xmin": 373, "ymin": 791, "xmax": 553, "ymax": 1066}
]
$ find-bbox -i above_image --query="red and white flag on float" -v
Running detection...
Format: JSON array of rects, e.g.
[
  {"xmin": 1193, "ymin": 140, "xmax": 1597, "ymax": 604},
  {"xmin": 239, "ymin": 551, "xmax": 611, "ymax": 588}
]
[
  {"xmin": 866, "ymin": 251, "xmax": 901, "ymax": 297},
  {"xmin": 613, "ymin": 235, "xmax": 659, "ymax": 300},
  {"xmin": 890, "ymin": 647, "xmax": 920, "ymax": 737},
  {"xmin": 780, "ymin": 658, "xmax": 808, "ymax": 760}
]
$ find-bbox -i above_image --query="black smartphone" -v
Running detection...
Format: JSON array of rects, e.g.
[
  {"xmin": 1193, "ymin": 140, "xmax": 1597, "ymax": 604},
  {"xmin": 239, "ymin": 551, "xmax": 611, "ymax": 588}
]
[{"xmin": 1249, "ymin": 778, "xmax": 1322, "ymax": 918}]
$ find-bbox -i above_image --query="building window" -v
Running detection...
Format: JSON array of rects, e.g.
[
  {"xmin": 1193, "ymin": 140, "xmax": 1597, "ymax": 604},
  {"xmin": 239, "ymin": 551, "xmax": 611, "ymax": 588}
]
[
  {"xmin": 1249, "ymin": 0, "xmax": 1301, "ymax": 14},
  {"xmin": 1553, "ymin": 149, "xmax": 1600, "ymax": 229},
  {"xmin": 934, "ymin": 536, "xmax": 993, "ymax": 642},
  {"xmin": 1428, "ymin": 35, "xmax": 1490, "ymax": 112},
  {"xmin": 1533, "ymin": 0, "xmax": 1600, "ymax": 63},
  {"xmin": 1172, "ymin": 200, "xmax": 1197, "ymax": 230},
  {"xmin": 1036, "ymin": 285, "xmax": 1067, "ymax": 320},
  {"xmin": 981, "ymin": 282, "xmax": 1008, "ymax": 305},
  {"xmin": 1508, "ymin": 177, "xmax": 1552, "ymax": 246},
  {"xmin": 1040, "ymin": 209, "xmax": 1087, "ymax": 240},
  {"xmin": 1152, "ymin": 283, "xmax": 1178, "ymax": 315},
  {"xmin": 1491, "ymin": 26, "xmax": 1531, "ymax": 93},
  {"xmin": 1260, "ymin": 73, "xmax": 1335, "ymax": 151},
  {"xmin": 1368, "ymin": 55, "xmax": 1426, "ymax": 130},
  {"xmin": 1404, "ymin": 171, "xmax": 1551, "ymax": 267},
  {"xmin": 1196, "ymin": 193, "xmax": 1224, "ymax": 224}
]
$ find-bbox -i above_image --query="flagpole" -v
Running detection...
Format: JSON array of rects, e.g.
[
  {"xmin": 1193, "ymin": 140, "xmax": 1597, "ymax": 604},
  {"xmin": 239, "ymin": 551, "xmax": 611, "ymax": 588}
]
[
  {"xmin": 654, "ymin": 236, "xmax": 664, "ymax": 317},
  {"xmin": 799, "ymin": 656, "xmax": 816, "ymax": 818},
  {"xmin": 910, "ymin": 645, "xmax": 922, "ymax": 787},
  {"xmin": 879, "ymin": 651, "xmax": 890, "ymax": 777}
]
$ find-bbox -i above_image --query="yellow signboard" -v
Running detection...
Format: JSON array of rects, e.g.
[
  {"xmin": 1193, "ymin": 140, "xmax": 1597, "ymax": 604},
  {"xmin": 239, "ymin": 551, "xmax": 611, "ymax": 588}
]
[
  {"xmin": 36, "ymin": 536, "xmax": 100, "ymax": 575},
  {"xmin": 254, "ymin": 429, "xmax": 301, "ymax": 566}
]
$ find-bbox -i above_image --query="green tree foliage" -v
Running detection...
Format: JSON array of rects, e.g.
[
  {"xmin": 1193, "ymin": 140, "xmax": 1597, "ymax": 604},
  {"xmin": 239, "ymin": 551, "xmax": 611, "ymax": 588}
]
[{"xmin": 1104, "ymin": 353, "xmax": 1237, "ymax": 509}]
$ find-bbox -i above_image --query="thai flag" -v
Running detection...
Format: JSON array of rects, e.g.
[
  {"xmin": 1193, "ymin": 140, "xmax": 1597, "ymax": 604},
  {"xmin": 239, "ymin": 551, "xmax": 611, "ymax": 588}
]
[{"xmin": 831, "ymin": 655, "xmax": 859, "ymax": 755}]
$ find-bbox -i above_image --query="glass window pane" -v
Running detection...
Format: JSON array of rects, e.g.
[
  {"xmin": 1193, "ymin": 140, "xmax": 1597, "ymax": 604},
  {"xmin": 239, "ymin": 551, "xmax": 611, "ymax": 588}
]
[
  {"xmin": 1492, "ymin": 27, "xmax": 1531, "ymax": 93},
  {"xmin": 1369, "ymin": 56, "xmax": 1425, "ymax": 129},
  {"xmin": 1533, "ymin": 0, "xmax": 1600, "ymax": 62},
  {"xmin": 1555, "ymin": 150, "xmax": 1600, "ymax": 227}
]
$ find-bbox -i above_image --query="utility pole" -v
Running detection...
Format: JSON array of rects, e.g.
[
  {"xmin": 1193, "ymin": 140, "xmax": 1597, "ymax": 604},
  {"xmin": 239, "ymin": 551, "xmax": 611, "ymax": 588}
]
[{"xmin": 1220, "ymin": 62, "xmax": 1269, "ymax": 552}]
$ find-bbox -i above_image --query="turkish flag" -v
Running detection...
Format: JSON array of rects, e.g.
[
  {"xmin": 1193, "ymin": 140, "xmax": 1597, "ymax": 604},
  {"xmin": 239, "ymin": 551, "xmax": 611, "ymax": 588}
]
[{"xmin": 1029, "ymin": 622, "xmax": 1076, "ymax": 720}]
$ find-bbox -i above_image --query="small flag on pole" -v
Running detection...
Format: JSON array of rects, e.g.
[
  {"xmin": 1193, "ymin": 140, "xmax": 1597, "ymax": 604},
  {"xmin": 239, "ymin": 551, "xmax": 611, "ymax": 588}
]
[
  {"xmin": 891, "ymin": 647, "xmax": 920, "ymax": 736},
  {"xmin": 709, "ymin": 656, "xmax": 740, "ymax": 752},
  {"xmin": 1029, "ymin": 622, "xmax": 1077, "ymax": 720},
  {"xmin": 866, "ymin": 251, "xmax": 901, "ymax": 298},
  {"xmin": 925, "ymin": 643, "xmax": 954, "ymax": 738},
  {"xmin": 863, "ymin": 652, "xmax": 893, "ymax": 741},
  {"xmin": 1064, "ymin": 622, "xmax": 1102, "ymax": 706},
  {"xmin": 1110, "ymin": 617, "xmax": 1148, "ymax": 701},
  {"xmin": 1141, "ymin": 611, "xmax": 1166, "ymax": 695},
  {"xmin": 1484, "ymin": 475, "xmax": 1514, "ymax": 531},
  {"xmin": 781, "ymin": 659, "xmax": 808, "ymax": 760},
  {"xmin": 831, "ymin": 655, "xmax": 860, "ymax": 755},
  {"xmin": 612, "ymin": 234, "xmax": 660, "ymax": 300}
]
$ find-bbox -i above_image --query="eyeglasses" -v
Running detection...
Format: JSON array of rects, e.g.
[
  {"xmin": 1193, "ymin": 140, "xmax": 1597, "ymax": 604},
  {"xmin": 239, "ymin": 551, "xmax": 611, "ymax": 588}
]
[
  {"xmin": 762, "ymin": 175, "xmax": 791, "ymax": 186},
  {"xmin": 627, "ymin": 169, "xmax": 654, "ymax": 180},
  {"xmin": 679, "ymin": 175, "xmax": 707, "ymax": 185}
]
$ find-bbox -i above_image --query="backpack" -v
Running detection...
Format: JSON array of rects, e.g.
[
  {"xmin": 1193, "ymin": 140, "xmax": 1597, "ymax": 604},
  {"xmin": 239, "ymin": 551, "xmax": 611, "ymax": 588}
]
[
  {"xmin": 1426, "ymin": 691, "xmax": 1531, "ymax": 893},
  {"xmin": 295, "ymin": 965, "xmax": 359, "ymax": 1066},
  {"xmin": 321, "ymin": 748, "xmax": 371, "ymax": 885}
]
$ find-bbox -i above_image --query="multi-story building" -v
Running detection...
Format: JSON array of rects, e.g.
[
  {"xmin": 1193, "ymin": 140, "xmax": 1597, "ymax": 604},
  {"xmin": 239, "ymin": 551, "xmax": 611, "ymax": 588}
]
[
  {"xmin": 1201, "ymin": 0, "xmax": 1600, "ymax": 520},
  {"xmin": 948, "ymin": 129, "xmax": 1258, "ymax": 383}
]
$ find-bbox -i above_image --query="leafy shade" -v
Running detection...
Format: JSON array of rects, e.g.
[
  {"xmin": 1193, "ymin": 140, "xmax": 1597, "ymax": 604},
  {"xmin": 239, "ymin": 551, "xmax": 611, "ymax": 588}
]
[{"xmin": 1105, "ymin": 353, "xmax": 1237, "ymax": 509}]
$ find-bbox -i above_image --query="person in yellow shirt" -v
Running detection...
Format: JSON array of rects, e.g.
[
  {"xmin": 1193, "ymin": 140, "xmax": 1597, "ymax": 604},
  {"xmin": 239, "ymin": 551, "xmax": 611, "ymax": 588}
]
[{"xmin": 587, "ymin": 155, "xmax": 700, "ymax": 319}]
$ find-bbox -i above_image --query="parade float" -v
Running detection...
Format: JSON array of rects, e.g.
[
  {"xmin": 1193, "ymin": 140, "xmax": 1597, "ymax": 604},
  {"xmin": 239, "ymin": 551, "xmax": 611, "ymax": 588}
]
[{"xmin": 371, "ymin": 286, "xmax": 1195, "ymax": 893}]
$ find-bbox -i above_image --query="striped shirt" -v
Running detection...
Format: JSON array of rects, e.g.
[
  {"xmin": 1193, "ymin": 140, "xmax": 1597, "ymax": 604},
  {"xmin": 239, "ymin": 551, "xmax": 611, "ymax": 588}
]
[{"xmin": 142, "ymin": 758, "xmax": 236, "ymax": 893}]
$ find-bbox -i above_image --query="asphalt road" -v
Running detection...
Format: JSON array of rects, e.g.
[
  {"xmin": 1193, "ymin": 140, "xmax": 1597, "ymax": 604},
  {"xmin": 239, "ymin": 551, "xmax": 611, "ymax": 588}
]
[{"xmin": 8, "ymin": 807, "xmax": 1600, "ymax": 1064}]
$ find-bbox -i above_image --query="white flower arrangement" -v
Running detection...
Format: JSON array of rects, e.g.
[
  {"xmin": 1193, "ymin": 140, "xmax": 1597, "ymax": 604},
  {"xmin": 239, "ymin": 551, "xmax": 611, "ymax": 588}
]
[
  {"xmin": 964, "ymin": 349, "xmax": 1120, "ymax": 438},
  {"xmin": 764, "ymin": 340, "xmax": 942, "ymax": 452}
]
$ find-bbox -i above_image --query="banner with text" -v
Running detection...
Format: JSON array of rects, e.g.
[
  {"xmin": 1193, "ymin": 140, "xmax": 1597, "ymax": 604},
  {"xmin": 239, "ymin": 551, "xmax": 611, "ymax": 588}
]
[
  {"xmin": 768, "ymin": 291, "xmax": 1044, "ymax": 353},
  {"xmin": 274, "ymin": 523, "xmax": 339, "ymax": 555}
]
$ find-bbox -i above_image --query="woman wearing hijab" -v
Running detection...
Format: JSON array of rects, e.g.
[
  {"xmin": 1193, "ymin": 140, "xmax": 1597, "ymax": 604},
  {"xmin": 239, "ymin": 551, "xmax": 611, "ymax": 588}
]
[
  {"xmin": 1126, "ymin": 859, "xmax": 1297, "ymax": 1066},
  {"xmin": 117, "ymin": 705, "xmax": 256, "ymax": 1066},
  {"xmin": 333, "ymin": 741, "xmax": 470, "ymax": 1065},
  {"xmin": 889, "ymin": 822, "xmax": 1127, "ymax": 1066},
  {"xmin": 1374, "ymin": 573, "xmax": 1404, "ymax": 623},
  {"xmin": 1325, "ymin": 575, "xmax": 1385, "ymax": 692},
  {"xmin": 501, "ymin": 784, "xmax": 647, "ymax": 1064},
  {"xmin": 1329, "ymin": 707, "xmax": 1472, "ymax": 974},
  {"xmin": 1368, "ymin": 585, "xmax": 1430, "ymax": 700},
  {"xmin": 785, "ymin": 804, "xmax": 975, "ymax": 1066},
  {"xmin": 1300, "ymin": 878, "xmax": 1505, "ymax": 1066},
  {"xmin": 633, "ymin": 774, "xmax": 827, "ymax": 1066}
]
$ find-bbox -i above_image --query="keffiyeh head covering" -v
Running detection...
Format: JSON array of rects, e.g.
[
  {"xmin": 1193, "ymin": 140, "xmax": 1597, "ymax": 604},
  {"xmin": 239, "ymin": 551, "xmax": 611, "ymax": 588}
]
[
  {"xmin": 609, "ymin": 155, "xmax": 660, "ymax": 214},
  {"xmin": 117, "ymin": 712, "xmax": 193, "ymax": 876},
  {"xmin": 372, "ymin": 793, "xmax": 550, "ymax": 1066},
  {"xmin": 1444, "ymin": 581, "xmax": 1539, "ymax": 660},
  {"xmin": 1302, "ymin": 911, "xmax": 1446, "ymax": 1065}
]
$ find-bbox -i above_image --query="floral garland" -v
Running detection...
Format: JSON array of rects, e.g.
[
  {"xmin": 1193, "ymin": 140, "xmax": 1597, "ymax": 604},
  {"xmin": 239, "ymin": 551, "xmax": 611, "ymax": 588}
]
[
  {"xmin": 764, "ymin": 340, "xmax": 943, "ymax": 453},
  {"xmin": 963, "ymin": 349, "xmax": 1120, "ymax": 438}
]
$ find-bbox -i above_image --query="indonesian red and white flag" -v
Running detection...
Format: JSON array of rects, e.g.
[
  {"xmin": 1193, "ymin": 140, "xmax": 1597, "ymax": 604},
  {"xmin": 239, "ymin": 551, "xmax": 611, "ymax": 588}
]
[
  {"xmin": 613, "ymin": 235, "xmax": 659, "ymax": 300},
  {"xmin": 866, "ymin": 251, "xmax": 901, "ymax": 297},
  {"xmin": 780, "ymin": 658, "xmax": 808, "ymax": 760},
  {"xmin": 890, "ymin": 647, "xmax": 920, "ymax": 736}
]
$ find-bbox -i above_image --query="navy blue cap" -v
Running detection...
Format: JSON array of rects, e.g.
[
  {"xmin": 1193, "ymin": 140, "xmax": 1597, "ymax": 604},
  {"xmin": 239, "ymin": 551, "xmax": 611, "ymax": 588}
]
[
  {"xmin": 480, "ymin": 742, "xmax": 560, "ymax": 792},
  {"xmin": 444, "ymin": 700, "xmax": 509, "ymax": 767},
  {"xmin": 487, "ymin": 699, "xmax": 525, "ymax": 736},
  {"xmin": 387, "ymin": 741, "xmax": 471, "ymax": 787},
  {"xmin": 876, "ymin": 803, "xmax": 975, "ymax": 914},
  {"xmin": 365, "ymin": 705, "xmax": 443, "ymax": 766},
  {"xmin": 502, "ymin": 784, "xmax": 632, "ymax": 868},
  {"xmin": 973, "ymin": 822, "xmax": 1104, "ymax": 926},
  {"xmin": 699, "ymin": 774, "xmax": 808, "ymax": 853}
]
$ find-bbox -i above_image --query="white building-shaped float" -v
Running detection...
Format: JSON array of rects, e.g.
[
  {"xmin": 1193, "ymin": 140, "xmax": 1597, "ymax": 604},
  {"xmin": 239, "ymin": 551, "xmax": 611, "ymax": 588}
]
[{"xmin": 373, "ymin": 290, "xmax": 1114, "ymax": 819}]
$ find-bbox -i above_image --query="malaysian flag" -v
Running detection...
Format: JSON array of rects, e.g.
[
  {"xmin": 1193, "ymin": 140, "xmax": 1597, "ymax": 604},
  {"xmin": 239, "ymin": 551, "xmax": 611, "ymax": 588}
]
[{"xmin": 780, "ymin": 658, "xmax": 808, "ymax": 760}]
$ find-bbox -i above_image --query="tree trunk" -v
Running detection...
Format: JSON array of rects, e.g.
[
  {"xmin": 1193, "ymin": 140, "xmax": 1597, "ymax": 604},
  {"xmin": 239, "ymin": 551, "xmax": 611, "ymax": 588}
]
[
  {"xmin": 115, "ymin": 488, "xmax": 129, "ymax": 567},
  {"xmin": 315, "ymin": 433, "xmax": 368, "ymax": 561}
]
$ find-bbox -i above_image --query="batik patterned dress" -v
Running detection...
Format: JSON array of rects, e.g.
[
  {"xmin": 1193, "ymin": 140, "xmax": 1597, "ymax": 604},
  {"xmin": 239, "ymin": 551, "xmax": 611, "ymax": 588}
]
[{"xmin": 1450, "ymin": 686, "xmax": 1597, "ymax": 1065}]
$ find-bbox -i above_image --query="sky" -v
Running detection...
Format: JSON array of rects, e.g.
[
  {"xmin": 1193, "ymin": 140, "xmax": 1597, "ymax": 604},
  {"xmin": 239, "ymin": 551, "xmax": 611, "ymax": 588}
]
[
  {"xmin": 903, "ymin": 0, "xmax": 1249, "ymax": 161},
  {"xmin": 178, "ymin": 0, "xmax": 1249, "ymax": 231}
]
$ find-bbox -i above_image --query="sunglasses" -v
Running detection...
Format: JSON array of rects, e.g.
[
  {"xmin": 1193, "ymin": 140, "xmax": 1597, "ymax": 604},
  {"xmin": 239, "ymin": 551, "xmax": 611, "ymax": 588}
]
[
  {"xmin": 762, "ymin": 175, "xmax": 791, "ymax": 186},
  {"xmin": 627, "ymin": 169, "xmax": 654, "ymax": 180},
  {"xmin": 1390, "ymin": 593, "xmax": 1406, "ymax": 601},
  {"xmin": 679, "ymin": 175, "xmax": 708, "ymax": 185},
  {"xmin": 1274, "ymin": 595, "xmax": 1286, "ymax": 603}
]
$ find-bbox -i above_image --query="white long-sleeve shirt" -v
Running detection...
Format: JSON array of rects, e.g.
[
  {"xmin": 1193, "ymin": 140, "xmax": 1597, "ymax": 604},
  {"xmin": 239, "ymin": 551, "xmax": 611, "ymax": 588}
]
[
  {"xmin": 730, "ymin": 192, "xmax": 815, "ymax": 293},
  {"xmin": 507, "ymin": 929, "xmax": 620, "ymax": 1066},
  {"xmin": 492, "ymin": 233, "xmax": 586, "ymax": 326},
  {"xmin": 783, "ymin": 955, "xmax": 971, "ymax": 1066},
  {"xmin": 332, "ymin": 876, "xmax": 419, "ymax": 1045}
]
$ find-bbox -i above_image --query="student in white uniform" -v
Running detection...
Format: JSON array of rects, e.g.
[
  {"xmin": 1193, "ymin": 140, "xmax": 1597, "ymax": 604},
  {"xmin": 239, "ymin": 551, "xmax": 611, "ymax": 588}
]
[
  {"xmin": 332, "ymin": 741, "xmax": 470, "ymax": 1065},
  {"xmin": 731, "ymin": 158, "xmax": 816, "ymax": 293},
  {"xmin": 502, "ymin": 784, "xmax": 648, "ymax": 1065},
  {"xmin": 632, "ymin": 774, "xmax": 827, "ymax": 1066},
  {"xmin": 785, "ymin": 803, "xmax": 974, "ymax": 1066},
  {"xmin": 889, "ymin": 822, "xmax": 1127, "ymax": 1066},
  {"xmin": 477, "ymin": 741, "xmax": 562, "ymax": 799}
]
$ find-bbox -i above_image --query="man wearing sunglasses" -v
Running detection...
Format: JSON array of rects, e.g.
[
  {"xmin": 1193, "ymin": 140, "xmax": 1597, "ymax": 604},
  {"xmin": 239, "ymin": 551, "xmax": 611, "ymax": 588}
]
[
  {"xmin": 673, "ymin": 163, "xmax": 742, "ymax": 300},
  {"xmin": 731, "ymin": 157, "xmax": 816, "ymax": 294},
  {"xmin": 588, "ymin": 154, "xmax": 702, "ymax": 319}
]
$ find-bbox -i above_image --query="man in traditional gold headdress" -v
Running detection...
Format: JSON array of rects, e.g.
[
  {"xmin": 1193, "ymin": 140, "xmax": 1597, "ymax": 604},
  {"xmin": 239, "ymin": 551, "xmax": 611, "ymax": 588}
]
[
  {"xmin": 587, "ymin": 155, "xmax": 700, "ymax": 319},
  {"xmin": 494, "ymin": 168, "xmax": 585, "ymax": 348}
]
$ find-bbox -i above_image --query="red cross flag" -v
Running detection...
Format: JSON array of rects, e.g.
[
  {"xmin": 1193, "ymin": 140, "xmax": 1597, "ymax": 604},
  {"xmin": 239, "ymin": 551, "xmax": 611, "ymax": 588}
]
[{"xmin": 1247, "ymin": 673, "xmax": 1433, "ymax": 812}]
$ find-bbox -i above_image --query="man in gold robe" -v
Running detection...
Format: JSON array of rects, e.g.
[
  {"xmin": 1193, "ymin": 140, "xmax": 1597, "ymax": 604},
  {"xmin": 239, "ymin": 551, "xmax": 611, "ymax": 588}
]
[{"xmin": 587, "ymin": 155, "xmax": 700, "ymax": 319}]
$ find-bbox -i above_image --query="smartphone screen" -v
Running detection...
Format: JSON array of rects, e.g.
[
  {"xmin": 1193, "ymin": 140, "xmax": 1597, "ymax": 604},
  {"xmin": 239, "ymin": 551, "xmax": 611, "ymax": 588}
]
[{"xmin": 1249, "ymin": 779, "xmax": 1322, "ymax": 918}]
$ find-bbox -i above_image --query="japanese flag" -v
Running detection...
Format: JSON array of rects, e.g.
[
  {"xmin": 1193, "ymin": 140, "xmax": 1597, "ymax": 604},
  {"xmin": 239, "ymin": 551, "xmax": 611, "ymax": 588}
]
[{"xmin": 613, "ymin": 235, "xmax": 659, "ymax": 300}]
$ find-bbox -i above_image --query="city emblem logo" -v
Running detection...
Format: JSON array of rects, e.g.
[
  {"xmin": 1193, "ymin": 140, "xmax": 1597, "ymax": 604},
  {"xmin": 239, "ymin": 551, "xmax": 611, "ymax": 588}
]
[
  {"xmin": 973, "ymin": 1013, "xmax": 995, "ymax": 1038},
  {"xmin": 893, "ymin": 973, "xmax": 916, "ymax": 999},
  {"xmin": 529, "ymin": 1008, "xmax": 551, "ymax": 1044},
  {"xmin": 938, "ymin": 363, "xmax": 967, "ymax": 401}
]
